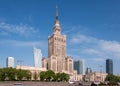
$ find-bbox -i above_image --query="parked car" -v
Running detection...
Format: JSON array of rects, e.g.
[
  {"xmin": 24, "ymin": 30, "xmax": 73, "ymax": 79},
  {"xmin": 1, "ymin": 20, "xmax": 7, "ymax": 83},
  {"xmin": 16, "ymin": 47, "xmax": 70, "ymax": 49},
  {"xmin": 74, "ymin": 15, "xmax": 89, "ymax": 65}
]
[
  {"xmin": 14, "ymin": 83, "xmax": 23, "ymax": 86},
  {"xmin": 68, "ymin": 81, "xmax": 75, "ymax": 84}
]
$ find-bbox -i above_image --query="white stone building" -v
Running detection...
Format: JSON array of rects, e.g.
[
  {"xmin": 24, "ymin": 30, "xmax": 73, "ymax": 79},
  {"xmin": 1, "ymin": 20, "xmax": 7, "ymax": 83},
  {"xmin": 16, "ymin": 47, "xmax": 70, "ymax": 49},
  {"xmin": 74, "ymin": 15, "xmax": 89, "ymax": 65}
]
[
  {"xmin": 6, "ymin": 56, "xmax": 14, "ymax": 68},
  {"xmin": 16, "ymin": 65, "xmax": 46, "ymax": 80},
  {"xmin": 84, "ymin": 72, "xmax": 108, "ymax": 82}
]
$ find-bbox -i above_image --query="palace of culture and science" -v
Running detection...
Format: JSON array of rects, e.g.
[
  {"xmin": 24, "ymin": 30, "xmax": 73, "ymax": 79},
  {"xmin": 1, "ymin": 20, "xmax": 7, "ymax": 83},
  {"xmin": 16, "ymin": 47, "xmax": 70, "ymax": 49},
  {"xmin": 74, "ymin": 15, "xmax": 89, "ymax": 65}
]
[
  {"xmin": 16, "ymin": 7, "xmax": 81, "ymax": 81},
  {"xmin": 16, "ymin": 7, "xmax": 107, "ymax": 81},
  {"xmin": 42, "ymin": 7, "xmax": 74, "ymax": 74}
]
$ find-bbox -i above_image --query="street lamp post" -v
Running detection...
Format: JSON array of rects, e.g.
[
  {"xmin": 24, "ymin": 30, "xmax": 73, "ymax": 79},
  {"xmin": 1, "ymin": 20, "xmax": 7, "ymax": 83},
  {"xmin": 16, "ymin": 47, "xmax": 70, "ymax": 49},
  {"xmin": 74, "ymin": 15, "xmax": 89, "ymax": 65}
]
[
  {"xmin": 17, "ymin": 60, "xmax": 23, "ymax": 81},
  {"xmin": 14, "ymin": 60, "xmax": 23, "ymax": 86},
  {"xmin": 100, "ymin": 65, "xmax": 102, "ymax": 82}
]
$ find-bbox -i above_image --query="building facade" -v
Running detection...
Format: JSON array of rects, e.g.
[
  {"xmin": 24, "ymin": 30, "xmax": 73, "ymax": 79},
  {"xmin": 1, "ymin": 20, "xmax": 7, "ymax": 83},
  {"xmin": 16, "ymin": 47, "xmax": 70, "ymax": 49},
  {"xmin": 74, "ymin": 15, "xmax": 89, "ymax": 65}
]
[
  {"xmin": 74, "ymin": 60, "xmax": 84, "ymax": 75},
  {"xmin": 16, "ymin": 65, "xmax": 46, "ymax": 80},
  {"xmin": 106, "ymin": 59, "xmax": 113, "ymax": 74},
  {"xmin": 6, "ymin": 57, "xmax": 14, "ymax": 68},
  {"xmin": 42, "ymin": 7, "xmax": 74, "ymax": 74},
  {"xmin": 34, "ymin": 48, "xmax": 42, "ymax": 67},
  {"xmin": 84, "ymin": 72, "xmax": 108, "ymax": 82}
]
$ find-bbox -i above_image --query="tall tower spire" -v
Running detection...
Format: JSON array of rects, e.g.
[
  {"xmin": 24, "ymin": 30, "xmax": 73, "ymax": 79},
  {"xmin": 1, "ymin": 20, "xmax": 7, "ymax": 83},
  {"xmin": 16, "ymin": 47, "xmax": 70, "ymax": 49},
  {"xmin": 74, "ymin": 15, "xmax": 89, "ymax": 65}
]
[
  {"xmin": 53, "ymin": 6, "xmax": 61, "ymax": 35},
  {"xmin": 56, "ymin": 6, "xmax": 58, "ymax": 20}
]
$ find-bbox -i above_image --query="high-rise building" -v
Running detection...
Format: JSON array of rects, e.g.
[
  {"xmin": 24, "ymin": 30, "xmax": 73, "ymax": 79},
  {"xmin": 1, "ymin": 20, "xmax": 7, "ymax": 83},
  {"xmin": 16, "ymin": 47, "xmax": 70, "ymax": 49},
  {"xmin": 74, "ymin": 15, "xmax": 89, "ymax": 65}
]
[
  {"xmin": 47, "ymin": 6, "xmax": 66, "ymax": 72},
  {"xmin": 85, "ymin": 67, "xmax": 92, "ymax": 74},
  {"xmin": 42, "ymin": 7, "xmax": 74, "ymax": 74},
  {"xmin": 6, "ymin": 57, "xmax": 14, "ymax": 68},
  {"xmin": 106, "ymin": 59, "xmax": 113, "ymax": 74},
  {"xmin": 74, "ymin": 60, "xmax": 84, "ymax": 75},
  {"xmin": 34, "ymin": 48, "xmax": 42, "ymax": 67}
]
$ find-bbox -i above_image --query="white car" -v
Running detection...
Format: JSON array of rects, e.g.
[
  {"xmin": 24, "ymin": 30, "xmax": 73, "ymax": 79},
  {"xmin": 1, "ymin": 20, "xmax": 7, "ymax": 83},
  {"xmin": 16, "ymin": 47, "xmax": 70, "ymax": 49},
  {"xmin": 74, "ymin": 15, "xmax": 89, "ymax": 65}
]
[
  {"xmin": 68, "ymin": 81, "xmax": 75, "ymax": 84},
  {"xmin": 117, "ymin": 82, "xmax": 120, "ymax": 85},
  {"xmin": 14, "ymin": 83, "xmax": 23, "ymax": 86}
]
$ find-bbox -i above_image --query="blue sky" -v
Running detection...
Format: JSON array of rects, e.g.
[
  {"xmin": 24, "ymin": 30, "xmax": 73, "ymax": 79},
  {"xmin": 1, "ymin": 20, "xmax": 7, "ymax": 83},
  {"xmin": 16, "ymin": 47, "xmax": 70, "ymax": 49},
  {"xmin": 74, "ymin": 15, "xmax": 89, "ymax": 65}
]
[{"xmin": 0, "ymin": 0, "xmax": 120, "ymax": 75}]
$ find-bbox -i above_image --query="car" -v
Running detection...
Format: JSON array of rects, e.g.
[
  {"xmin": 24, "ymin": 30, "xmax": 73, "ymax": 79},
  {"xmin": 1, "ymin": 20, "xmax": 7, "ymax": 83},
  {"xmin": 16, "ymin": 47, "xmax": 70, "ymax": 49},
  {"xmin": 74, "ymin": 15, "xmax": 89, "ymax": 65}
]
[
  {"xmin": 68, "ymin": 81, "xmax": 75, "ymax": 84},
  {"xmin": 117, "ymin": 82, "xmax": 120, "ymax": 85},
  {"xmin": 94, "ymin": 81, "xmax": 100, "ymax": 85},
  {"xmin": 14, "ymin": 83, "xmax": 23, "ymax": 86}
]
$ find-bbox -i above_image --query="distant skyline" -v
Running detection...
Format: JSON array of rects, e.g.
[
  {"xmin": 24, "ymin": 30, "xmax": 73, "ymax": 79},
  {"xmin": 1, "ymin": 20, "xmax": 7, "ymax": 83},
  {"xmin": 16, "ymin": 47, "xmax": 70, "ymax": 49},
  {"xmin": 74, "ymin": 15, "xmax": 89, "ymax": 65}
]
[{"xmin": 0, "ymin": 0, "xmax": 120, "ymax": 75}]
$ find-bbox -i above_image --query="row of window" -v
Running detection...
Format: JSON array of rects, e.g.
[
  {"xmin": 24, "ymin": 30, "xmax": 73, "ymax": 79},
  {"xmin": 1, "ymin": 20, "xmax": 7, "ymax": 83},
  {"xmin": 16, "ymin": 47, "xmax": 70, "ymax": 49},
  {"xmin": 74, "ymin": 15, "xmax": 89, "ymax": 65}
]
[
  {"xmin": 49, "ymin": 37, "xmax": 66, "ymax": 43},
  {"xmin": 54, "ymin": 37, "xmax": 66, "ymax": 42}
]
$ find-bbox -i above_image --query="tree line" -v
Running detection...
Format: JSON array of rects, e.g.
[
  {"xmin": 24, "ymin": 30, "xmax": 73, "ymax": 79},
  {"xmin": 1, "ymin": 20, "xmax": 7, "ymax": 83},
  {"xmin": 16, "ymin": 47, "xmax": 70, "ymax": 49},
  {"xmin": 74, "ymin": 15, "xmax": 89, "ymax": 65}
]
[
  {"xmin": 105, "ymin": 74, "xmax": 120, "ymax": 82},
  {"xmin": 98, "ymin": 74, "xmax": 120, "ymax": 85},
  {"xmin": 0, "ymin": 68, "xmax": 69, "ymax": 82}
]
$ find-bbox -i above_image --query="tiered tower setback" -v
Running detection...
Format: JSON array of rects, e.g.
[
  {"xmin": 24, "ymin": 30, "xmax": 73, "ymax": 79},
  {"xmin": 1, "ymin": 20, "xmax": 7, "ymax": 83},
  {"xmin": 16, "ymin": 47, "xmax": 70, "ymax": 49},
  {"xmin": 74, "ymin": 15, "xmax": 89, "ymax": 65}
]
[{"xmin": 43, "ymin": 7, "xmax": 73, "ymax": 74}]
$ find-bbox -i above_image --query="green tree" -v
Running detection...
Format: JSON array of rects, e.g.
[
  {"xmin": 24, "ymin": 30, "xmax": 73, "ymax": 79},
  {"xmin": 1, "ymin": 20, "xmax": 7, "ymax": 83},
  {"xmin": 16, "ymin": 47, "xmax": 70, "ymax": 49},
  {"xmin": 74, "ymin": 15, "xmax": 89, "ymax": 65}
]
[
  {"xmin": 60, "ymin": 73, "xmax": 69, "ymax": 82},
  {"xmin": 55, "ymin": 73, "xmax": 61, "ymax": 81},
  {"xmin": 45, "ymin": 70, "xmax": 55, "ymax": 81},
  {"xmin": 24, "ymin": 70, "xmax": 31, "ymax": 80},
  {"xmin": 39, "ymin": 71, "xmax": 46, "ymax": 81},
  {"xmin": 105, "ymin": 74, "xmax": 120, "ymax": 82},
  {"xmin": 0, "ymin": 68, "xmax": 31, "ymax": 81},
  {"xmin": 0, "ymin": 68, "xmax": 6, "ymax": 81},
  {"xmin": 16, "ymin": 69, "xmax": 22, "ymax": 80},
  {"xmin": 39, "ymin": 71, "xmax": 69, "ymax": 82},
  {"xmin": 6, "ymin": 68, "xmax": 16, "ymax": 81},
  {"xmin": 0, "ymin": 68, "xmax": 17, "ymax": 81},
  {"xmin": 16, "ymin": 69, "xmax": 31, "ymax": 81}
]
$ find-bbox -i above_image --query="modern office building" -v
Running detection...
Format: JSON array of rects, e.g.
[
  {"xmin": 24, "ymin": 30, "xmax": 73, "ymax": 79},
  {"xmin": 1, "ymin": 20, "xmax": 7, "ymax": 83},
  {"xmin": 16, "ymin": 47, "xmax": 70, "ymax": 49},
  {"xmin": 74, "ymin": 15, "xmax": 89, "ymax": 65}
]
[
  {"xmin": 86, "ymin": 67, "xmax": 92, "ymax": 74},
  {"xmin": 34, "ymin": 48, "xmax": 42, "ymax": 67},
  {"xmin": 106, "ymin": 59, "xmax": 113, "ymax": 74},
  {"xmin": 74, "ymin": 60, "xmax": 84, "ymax": 75},
  {"xmin": 6, "ymin": 57, "xmax": 14, "ymax": 68}
]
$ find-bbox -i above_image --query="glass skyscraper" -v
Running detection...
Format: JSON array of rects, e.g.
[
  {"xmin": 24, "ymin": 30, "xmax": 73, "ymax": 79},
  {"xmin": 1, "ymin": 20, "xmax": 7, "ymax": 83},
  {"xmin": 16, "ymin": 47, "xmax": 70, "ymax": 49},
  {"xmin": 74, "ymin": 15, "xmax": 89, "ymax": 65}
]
[
  {"xmin": 74, "ymin": 60, "xmax": 84, "ymax": 75},
  {"xmin": 34, "ymin": 48, "xmax": 42, "ymax": 67},
  {"xmin": 106, "ymin": 59, "xmax": 113, "ymax": 74},
  {"xmin": 85, "ymin": 67, "xmax": 92, "ymax": 74}
]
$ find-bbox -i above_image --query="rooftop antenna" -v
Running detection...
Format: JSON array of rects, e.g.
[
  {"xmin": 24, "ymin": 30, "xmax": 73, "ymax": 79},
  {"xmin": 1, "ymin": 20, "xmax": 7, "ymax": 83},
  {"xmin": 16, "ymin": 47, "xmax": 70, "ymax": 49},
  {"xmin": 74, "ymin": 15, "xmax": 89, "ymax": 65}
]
[{"xmin": 56, "ymin": 5, "xmax": 58, "ymax": 20}]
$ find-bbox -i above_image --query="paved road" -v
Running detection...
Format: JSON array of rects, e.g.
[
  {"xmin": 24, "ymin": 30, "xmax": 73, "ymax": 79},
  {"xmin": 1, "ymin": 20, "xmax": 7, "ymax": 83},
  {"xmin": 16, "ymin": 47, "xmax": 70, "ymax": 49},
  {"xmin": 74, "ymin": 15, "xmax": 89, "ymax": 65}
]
[{"xmin": 0, "ymin": 81, "xmax": 90, "ymax": 86}]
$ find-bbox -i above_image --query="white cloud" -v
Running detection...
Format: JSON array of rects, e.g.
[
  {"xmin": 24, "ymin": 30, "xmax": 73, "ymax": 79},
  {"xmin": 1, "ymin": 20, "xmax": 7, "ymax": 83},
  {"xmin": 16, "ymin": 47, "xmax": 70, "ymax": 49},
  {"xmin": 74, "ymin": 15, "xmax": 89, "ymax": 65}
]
[
  {"xmin": 100, "ymin": 40, "xmax": 120, "ymax": 53},
  {"xmin": 83, "ymin": 49, "xmax": 102, "ymax": 55},
  {"xmin": 62, "ymin": 25, "xmax": 89, "ymax": 35},
  {"xmin": 71, "ymin": 34, "xmax": 120, "ymax": 59},
  {"xmin": 0, "ymin": 40, "xmax": 46, "ymax": 47},
  {"xmin": 0, "ymin": 22, "xmax": 39, "ymax": 36},
  {"xmin": 71, "ymin": 34, "xmax": 97, "ymax": 43},
  {"xmin": 92, "ymin": 58, "xmax": 105, "ymax": 62}
]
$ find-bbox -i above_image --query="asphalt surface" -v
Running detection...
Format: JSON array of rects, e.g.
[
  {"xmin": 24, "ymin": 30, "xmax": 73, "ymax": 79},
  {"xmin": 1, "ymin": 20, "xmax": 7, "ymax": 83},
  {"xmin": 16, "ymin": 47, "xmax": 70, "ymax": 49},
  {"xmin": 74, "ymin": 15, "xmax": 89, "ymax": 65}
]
[{"xmin": 0, "ymin": 81, "xmax": 90, "ymax": 86}]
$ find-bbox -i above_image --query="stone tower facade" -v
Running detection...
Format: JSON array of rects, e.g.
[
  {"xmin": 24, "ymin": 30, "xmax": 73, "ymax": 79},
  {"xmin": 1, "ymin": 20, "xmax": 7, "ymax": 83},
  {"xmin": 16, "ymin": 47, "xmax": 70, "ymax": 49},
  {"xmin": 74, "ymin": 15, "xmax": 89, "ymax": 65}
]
[
  {"xmin": 48, "ymin": 7, "xmax": 66, "ymax": 72},
  {"xmin": 42, "ymin": 7, "xmax": 74, "ymax": 74}
]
